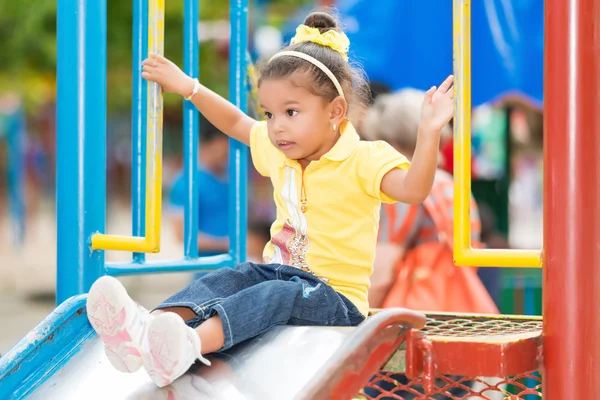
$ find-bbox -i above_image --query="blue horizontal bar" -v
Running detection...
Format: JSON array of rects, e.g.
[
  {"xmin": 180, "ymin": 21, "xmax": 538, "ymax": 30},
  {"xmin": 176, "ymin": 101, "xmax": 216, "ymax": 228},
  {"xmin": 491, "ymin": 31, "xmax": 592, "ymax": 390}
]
[{"xmin": 105, "ymin": 253, "xmax": 235, "ymax": 276}]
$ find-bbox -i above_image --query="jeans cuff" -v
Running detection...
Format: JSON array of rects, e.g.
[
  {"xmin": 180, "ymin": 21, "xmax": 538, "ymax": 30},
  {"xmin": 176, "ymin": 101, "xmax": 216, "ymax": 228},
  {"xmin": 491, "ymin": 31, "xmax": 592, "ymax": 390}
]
[{"xmin": 212, "ymin": 303, "xmax": 234, "ymax": 351}]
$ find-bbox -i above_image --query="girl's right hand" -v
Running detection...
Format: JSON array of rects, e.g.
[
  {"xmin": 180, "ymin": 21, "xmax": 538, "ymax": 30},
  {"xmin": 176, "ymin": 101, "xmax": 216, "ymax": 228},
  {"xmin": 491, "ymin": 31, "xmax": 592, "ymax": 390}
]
[
  {"xmin": 419, "ymin": 75, "xmax": 455, "ymax": 135},
  {"xmin": 142, "ymin": 53, "xmax": 194, "ymax": 97}
]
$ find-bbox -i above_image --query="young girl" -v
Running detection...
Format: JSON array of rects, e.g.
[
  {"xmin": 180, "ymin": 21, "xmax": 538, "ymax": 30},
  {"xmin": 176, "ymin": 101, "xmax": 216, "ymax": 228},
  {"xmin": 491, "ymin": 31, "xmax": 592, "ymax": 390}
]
[{"xmin": 86, "ymin": 11, "xmax": 454, "ymax": 388}]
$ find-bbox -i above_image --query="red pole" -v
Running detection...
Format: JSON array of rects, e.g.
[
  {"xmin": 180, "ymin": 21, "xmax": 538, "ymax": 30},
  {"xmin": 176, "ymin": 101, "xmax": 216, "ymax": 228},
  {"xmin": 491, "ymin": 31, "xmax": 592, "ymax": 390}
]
[{"xmin": 544, "ymin": 0, "xmax": 600, "ymax": 398}]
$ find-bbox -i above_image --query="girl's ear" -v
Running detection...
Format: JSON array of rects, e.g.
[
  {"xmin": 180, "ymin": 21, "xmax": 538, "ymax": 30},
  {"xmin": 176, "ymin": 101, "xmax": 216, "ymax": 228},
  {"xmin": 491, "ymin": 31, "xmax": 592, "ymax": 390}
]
[{"xmin": 329, "ymin": 96, "xmax": 348, "ymax": 126}]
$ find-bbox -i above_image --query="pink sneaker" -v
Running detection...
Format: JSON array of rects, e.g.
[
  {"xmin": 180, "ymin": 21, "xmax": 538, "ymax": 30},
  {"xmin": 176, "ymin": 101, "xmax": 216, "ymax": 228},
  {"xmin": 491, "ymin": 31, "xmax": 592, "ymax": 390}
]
[
  {"xmin": 86, "ymin": 276, "xmax": 152, "ymax": 373},
  {"xmin": 143, "ymin": 312, "xmax": 211, "ymax": 388}
]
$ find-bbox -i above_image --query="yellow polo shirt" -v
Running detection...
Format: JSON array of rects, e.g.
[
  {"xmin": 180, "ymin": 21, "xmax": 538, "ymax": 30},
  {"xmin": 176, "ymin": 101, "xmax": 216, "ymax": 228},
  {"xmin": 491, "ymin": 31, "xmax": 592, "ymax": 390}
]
[{"xmin": 250, "ymin": 121, "xmax": 410, "ymax": 316}]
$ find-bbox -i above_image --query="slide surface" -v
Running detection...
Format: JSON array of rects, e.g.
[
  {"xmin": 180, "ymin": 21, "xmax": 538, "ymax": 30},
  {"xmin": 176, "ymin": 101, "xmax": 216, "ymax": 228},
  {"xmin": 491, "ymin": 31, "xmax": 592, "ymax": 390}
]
[{"xmin": 0, "ymin": 296, "xmax": 423, "ymax": 400}]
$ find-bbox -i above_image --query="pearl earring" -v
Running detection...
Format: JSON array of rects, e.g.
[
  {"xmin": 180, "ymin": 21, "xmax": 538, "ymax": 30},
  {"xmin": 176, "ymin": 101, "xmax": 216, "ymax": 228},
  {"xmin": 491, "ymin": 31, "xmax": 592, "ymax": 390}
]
[{"xmin": 333, "ymin": 124, "xmax": 337, "ymax": 131}]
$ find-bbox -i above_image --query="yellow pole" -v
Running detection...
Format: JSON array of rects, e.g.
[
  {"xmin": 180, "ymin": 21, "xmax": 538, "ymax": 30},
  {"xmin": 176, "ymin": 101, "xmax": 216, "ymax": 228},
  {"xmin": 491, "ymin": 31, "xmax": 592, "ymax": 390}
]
[
  {"xmin": 452, "ymin": 0, "xmax": 542, "ymax": 268},
  {"xmin": 91, "ymin": 0, "xmax": 164, "ymax": 253},
  {"xmin": 452, "ymin": 0, "xmax": 473, "ymax": 264},
  {"xmin": 144, "ymin": 0, "xmax": 164, "ymax": 252}
]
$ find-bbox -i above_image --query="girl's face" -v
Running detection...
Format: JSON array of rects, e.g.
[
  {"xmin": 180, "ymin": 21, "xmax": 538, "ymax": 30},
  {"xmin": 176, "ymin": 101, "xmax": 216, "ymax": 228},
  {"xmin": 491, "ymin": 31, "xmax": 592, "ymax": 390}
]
[{"xmin": 258, "ymin": 72, "xmax": 345, "ymax": 164}]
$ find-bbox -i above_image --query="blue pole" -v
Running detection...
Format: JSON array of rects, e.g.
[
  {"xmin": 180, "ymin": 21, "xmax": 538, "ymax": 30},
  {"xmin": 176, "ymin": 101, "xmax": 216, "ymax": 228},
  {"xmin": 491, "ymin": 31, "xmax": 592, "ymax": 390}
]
[
  {"xmin": 228, "ymin": 0, "xmax": 249, "ymax": 265},
  {"xmin": 131, "ymin": 0, "xmax": 148, "ymax": 263},
  {"xmin": 183, "ymin": 0, "xmax": 199, "ymax": 259},
  {"xmin": 56, "ymin": 0, "xmax": 107, "ymax": 304},
  {"xmin": 7, "ymin": 108, "xmax": 26, "ymax": 245}
]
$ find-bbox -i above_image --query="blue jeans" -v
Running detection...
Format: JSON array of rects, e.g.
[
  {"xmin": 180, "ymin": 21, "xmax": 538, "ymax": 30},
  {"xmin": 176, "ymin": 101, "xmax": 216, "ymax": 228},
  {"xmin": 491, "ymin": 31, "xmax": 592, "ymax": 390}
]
[{"xmin": 155, "ymin": 262, "xmax": 365, "ymax": 351}]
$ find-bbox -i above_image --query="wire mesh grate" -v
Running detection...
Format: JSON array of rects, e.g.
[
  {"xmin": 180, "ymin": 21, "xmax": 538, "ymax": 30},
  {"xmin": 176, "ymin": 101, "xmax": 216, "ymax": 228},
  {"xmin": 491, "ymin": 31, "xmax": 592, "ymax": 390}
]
[
  {"xmin": 422, "ymin": 317, "xmax": 542, "ymax": 338},
  {"xmin": 358, "ymin": 370, "xmax": 542, "ymax": 399}
]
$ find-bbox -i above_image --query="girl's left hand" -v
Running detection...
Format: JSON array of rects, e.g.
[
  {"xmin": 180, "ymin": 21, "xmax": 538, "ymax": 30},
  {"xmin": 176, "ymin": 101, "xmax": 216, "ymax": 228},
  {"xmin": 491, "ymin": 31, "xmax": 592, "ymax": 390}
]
[
  {"xmin": 142, "ymin": 53, "xmax": 194, "ymax": 97},
  {"xmin": 419, "ymin": 75, "xmax": 455, "ymax": 134}
]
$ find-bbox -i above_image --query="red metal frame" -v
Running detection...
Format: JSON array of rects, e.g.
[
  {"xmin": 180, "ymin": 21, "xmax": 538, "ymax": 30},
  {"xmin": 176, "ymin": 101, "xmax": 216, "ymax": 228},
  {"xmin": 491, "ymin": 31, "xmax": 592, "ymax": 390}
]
[
  {"xmin": 544, "ymin": 0, "xmax": 600, "ymax": 397},
  {"xmin": 407, "ymin": 330, "xmax": 542, "ymax": 378},
  {"xmin": 301, "ymin": 309, "xmax": 427, "ymax": 400}
]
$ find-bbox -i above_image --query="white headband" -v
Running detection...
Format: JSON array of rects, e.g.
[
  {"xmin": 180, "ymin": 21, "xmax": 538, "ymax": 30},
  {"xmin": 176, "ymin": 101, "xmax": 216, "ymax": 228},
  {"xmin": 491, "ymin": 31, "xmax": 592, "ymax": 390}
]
[{"xmin": 269, "ymin": 51, "xmax": 345, "ymax": 99}]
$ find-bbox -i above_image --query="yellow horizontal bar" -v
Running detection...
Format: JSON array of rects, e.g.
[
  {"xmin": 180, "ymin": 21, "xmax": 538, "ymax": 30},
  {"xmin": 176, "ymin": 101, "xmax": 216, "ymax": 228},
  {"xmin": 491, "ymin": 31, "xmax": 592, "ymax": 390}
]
[
  {"xmin": 454, "ymin": 248, "xmax": 542, "ymax": 268},
  {"xmin": 452, "ymin": 0, "xmax": 541, "ymax": 268},
  {"xmin": 91, "ymin": 235, "xmax": 159, "ymax": 253},
  {"xmin": 91, "ymin": 0, "xmax": 164, "ymax": 254}
]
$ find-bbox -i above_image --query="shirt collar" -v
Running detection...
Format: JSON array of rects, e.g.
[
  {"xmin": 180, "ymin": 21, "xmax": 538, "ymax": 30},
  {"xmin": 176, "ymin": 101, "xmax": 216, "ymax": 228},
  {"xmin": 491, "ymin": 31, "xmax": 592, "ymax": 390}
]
[{"xmin": 279, "ymin": 121, "xmax": 360, "ymax": 167}]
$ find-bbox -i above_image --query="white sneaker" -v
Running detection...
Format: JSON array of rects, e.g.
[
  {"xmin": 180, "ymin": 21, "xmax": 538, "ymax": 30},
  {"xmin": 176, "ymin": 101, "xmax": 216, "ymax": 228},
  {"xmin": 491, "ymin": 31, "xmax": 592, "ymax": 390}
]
[
  {"xmin": 143, "ymin": 312, "xmax": 211, "ymax": 388},
  {"xmin": 86, "ymin": 275, "xmax": 152, "ymax": 373}
]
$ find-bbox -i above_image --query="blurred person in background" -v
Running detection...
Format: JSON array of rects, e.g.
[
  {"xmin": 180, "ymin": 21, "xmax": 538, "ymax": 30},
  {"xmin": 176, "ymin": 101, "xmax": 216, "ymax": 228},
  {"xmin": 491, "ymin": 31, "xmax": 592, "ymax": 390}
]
[
  {"xmin": 246, "ymin": 219, "xmax": 272, "ymax": 263},
  {"xmin": 368, "ymin": 81, "xmax": 392, "ymax": 105},
  {"xmin": 169, "ymin": 116, "xmax": 229, "ymax": 258},
  {"xmin": 353, "ymin": 80, "xmax": 391, "ymax": 136}
]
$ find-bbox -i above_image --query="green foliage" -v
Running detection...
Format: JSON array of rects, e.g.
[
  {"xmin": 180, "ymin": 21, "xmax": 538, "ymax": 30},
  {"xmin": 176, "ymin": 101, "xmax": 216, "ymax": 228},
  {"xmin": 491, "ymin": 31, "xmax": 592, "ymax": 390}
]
[
  {"xmin": 0, "ymin": 2, "xmax": 57, "ymax": 74},
  {"xmin": 0, "ymin": 1, "xmax": 58, "ymax": 109}
]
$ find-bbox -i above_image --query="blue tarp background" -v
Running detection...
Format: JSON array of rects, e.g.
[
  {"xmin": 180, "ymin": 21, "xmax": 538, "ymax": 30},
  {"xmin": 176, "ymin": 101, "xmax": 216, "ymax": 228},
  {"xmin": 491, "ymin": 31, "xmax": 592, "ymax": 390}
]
[{"xmin": 284, "ymin": 0, "xmax": 543, "ymax": 108}]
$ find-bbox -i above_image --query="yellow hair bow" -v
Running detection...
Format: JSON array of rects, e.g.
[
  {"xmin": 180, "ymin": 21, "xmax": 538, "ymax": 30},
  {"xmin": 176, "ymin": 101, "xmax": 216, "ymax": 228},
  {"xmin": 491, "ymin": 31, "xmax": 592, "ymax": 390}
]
[{"xmin": 290, "ymin": 25, "xmax": 350, "ymax": 61}]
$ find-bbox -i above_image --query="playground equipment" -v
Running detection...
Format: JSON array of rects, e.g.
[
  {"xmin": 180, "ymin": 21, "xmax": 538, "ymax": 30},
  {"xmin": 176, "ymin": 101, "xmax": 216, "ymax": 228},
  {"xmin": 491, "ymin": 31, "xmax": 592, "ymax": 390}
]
[{"xmin": 0, "ymin": 0, "xmax": 599, "ymax": 399}]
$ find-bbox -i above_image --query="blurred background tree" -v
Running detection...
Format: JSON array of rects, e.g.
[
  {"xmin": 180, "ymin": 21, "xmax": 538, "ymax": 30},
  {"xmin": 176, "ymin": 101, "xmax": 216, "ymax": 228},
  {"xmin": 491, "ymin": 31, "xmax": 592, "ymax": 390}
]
[{"xmin": 0, "ymin": 0, "xmax": 311, "ymax": 116}]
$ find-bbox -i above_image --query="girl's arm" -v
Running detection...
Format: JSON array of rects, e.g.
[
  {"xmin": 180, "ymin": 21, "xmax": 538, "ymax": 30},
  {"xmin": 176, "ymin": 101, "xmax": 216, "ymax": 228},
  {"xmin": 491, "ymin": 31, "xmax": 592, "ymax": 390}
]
[
  {"xmin": 142, "ymin": 53, "xmax": 255, "ymax": 146},
  {"xmin": 380, "ymin": 76, "xmax": 454, "ymax": 204}
]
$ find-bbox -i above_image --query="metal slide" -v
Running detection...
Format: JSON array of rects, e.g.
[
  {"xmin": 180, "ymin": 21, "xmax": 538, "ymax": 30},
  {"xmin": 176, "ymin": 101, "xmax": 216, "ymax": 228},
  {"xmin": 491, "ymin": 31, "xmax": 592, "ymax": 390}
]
[{"xmin": 0, "ymin": 296, "xmax": 425, "ymax": 400}]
